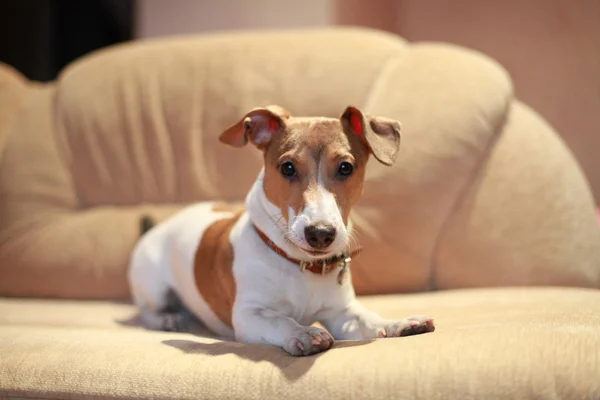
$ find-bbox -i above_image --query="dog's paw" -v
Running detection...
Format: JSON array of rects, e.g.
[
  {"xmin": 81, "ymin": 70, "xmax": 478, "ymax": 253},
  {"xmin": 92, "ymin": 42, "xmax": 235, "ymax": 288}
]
[
  {"xmin": 377, "ymin": 316, "xmax": 435, "ymax": 338},
  {"xmin": 283, "ymin": 326, "xmax": 334, "ymax": 356}
]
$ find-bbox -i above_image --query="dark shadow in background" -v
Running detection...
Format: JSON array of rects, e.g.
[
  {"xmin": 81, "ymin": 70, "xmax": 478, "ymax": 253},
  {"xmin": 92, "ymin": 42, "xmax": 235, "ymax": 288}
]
[{"xmin": 0, "ymin": 0, "xmax": 135, "ymax": 82}]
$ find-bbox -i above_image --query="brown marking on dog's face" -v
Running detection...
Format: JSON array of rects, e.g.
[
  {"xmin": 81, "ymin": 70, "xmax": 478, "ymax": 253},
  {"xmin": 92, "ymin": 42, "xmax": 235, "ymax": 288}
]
[
  {"xmin": 261, "ymin": 118, "xmax": 368, "ymax": 225},
  {"xmin": 219, "ymin": 105, "xmax": 401, "ymax": 256}
]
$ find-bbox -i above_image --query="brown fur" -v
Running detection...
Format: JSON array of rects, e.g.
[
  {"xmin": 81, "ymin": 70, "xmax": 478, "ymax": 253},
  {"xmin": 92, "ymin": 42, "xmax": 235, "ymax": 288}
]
[
  {"xmin": 262, "ymin": 119, "xmax": 368, "ymax": 225},
  {"xmin": 194, "ymin": 209, "xmax": 244, "ymax": 328}
]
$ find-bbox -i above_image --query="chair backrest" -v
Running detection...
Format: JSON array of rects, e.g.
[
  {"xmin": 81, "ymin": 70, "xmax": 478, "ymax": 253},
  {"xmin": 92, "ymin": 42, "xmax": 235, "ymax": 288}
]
[{"xmin": 1, "ymin": 28, "xmax": 598, "ymax": 299}]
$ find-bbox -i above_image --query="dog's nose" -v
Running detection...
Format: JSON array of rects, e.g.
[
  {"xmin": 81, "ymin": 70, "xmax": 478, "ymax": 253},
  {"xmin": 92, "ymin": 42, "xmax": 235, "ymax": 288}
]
[{"xmin": 304, "ymin": 223, "xmax": 336, "ymax": 249}]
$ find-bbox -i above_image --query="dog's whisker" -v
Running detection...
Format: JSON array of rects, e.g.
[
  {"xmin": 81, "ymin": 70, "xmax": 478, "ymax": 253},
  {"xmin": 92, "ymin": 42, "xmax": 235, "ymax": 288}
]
[
  {"xmin": 264, "ymin": 212, "xmax": 304, "ymax": 252},
  {"xmin": 267, "ymin": 212, "xmax": 286, "ymax": 230},
  {"xmin": 346, "ymin": 231, "xmax": 359, "ymax": 249}
]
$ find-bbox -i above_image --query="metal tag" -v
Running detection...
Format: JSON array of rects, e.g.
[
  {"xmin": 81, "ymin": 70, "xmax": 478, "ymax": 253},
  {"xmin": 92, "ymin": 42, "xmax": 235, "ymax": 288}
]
[
  {"xmin": 336, "ymin": 254, "xmax": 352, "ymax": 285},
  {"xmin": 321, "ymin": 260, "xmax": 330, "ymax": 275}
]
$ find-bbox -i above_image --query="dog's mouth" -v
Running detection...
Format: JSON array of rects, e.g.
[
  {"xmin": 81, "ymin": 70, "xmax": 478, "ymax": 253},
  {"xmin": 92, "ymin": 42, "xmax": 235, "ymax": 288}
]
[
  {"xmin": 296, "ymin": 245, "xmax": 338, "ymax": 259},
  {"xmin": 284, "ymin": 234, "xmax": 337, "ymax": 259},
  {"xmin": 304, "ymin": 249, "xmax": 329, "ymax": 256},
  {"xmin": 283, "ymin": 224, "xmax": 348, "ymax": 259}
]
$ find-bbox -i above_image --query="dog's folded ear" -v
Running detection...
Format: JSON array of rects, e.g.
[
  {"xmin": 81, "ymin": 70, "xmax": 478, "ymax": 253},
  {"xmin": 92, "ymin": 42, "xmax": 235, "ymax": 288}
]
[
  {"xmin": 341, "ymin": 106, "xmax": 401, "ymax": 166},
  {"xmin": 219, "ymin": 105, "xmax": 291, "ymax": 149}
]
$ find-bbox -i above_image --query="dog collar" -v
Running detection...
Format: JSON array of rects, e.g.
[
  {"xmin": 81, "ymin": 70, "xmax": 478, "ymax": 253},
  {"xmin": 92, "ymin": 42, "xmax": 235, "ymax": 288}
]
[{"xmin": 253, "ymin": 225, "xmax": 362, "ymax": 283}]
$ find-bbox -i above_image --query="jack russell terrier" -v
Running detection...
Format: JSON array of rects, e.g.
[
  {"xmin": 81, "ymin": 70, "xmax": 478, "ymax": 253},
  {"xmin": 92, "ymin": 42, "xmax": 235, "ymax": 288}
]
[{"xmin": 128, "ymin": 105, "xmax": 435, "ymax": 356}]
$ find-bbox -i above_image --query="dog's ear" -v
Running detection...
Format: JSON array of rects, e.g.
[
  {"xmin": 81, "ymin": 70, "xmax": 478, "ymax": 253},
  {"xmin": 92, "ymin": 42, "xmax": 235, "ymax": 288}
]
[
  {"xmin": 219, "ymin": 105, "xmax": 291, "ymax": 149},
  {"xmin": 341, "ymin": 106, "xmax": 401, "ymax": 166}
]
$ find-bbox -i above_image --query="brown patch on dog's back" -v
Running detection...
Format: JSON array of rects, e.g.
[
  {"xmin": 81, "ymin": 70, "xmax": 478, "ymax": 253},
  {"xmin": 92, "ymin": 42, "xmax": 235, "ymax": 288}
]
[{"xmin": 194, "ymin": 210, "xmax": 244, "ymax": 328}]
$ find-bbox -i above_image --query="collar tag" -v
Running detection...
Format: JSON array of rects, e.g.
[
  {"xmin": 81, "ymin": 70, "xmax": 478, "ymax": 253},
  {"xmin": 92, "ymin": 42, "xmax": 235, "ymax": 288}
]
[
  {"xmin": 321, "ymin": 260, "xmax": 329, "ymax": 275},
  {"xmin": 336, "ymin": 253, "xmax": 352, "ymax": 285}
]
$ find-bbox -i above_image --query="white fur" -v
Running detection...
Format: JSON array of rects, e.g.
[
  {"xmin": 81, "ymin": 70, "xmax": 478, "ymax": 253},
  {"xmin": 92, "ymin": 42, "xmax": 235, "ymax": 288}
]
[
  {"xmin": 288, "ymin": 182, "xmax": 347, "ymax": 254},
  {"xmin": 128, "ymin": 203, "xmax": 235, "ymax": 338},
  {"xmin": 129, "ymin": 169, "xmax": 432, "ymax": 356}
]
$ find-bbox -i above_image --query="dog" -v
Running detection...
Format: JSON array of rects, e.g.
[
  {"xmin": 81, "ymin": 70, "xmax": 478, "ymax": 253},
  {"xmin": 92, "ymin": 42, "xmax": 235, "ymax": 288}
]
[{"xmin": 128, "ymin": 105, "xmax": 435, "ymax": 356}]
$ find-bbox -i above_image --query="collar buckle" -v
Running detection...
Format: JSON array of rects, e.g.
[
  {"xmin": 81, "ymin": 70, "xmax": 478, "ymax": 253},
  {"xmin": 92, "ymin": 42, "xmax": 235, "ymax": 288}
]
[
  {"xmin": 321, "ymin": 260, "xmax": 330, "ymax": 275},
  {"xmin": 300, "ymin": 261, "xmax": 310, "ymax": 272}
]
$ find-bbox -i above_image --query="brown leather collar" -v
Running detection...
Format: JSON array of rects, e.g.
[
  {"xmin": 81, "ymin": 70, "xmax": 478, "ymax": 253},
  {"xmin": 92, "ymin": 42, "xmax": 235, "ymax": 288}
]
[{"xmin": 253, "ymin": 225, "xmax": 362, "ymax": 275}]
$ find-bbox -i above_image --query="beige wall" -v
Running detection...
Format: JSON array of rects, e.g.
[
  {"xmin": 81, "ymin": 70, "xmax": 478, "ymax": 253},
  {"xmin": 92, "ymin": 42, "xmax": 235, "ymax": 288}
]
[
  {"xmin": 136, "ymin": 0, "xmax": 334, "ymax": 38},
  {"xmin": 337, "ymin": 0, "xmax": 600, "ymax": 202}
]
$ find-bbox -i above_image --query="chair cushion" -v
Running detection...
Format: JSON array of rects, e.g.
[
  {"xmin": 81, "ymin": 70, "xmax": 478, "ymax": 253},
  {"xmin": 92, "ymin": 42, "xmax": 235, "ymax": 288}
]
[{"xmin": 1, "ymin": 287, "xmax": 599, "ymax": 399}]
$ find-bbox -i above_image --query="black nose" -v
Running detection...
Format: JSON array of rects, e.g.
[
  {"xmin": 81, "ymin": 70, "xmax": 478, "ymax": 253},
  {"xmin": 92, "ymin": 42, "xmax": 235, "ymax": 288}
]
[{"xmin": 304, "ymin": 223, "xmax": 336, "ymax": 249}]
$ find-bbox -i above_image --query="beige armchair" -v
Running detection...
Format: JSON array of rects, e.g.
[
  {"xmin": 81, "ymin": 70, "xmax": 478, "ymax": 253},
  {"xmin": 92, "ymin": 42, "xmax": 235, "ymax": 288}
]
[{"xmin": 1, "ymin": 27, "xmax": 599, "ymax": 399}]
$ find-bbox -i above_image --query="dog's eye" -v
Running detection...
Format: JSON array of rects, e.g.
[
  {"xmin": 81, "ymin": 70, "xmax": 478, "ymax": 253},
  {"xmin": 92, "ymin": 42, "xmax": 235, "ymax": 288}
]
[
  {"xmin": 280, "ymin": 162, "xmax": 296, "ymax": 178},
  {"xmin": 337, "ymin": 162, "xmax": 354, "ymax": 178}
]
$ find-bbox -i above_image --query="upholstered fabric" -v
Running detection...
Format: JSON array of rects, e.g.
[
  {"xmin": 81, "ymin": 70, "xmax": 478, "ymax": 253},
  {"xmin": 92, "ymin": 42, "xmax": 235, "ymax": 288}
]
[
  {"xmin": 1, "ymin": 287, "xmax": 599, "ymax": 400},
  {"xmin": 435, "ymin": 100, "xmax": 600, "ymax": 289},
  {"xmin": 0, "ymin": 63, "xmax": 28, "ymax": 163},
  {"xmin": 1, "ymin": 27, "xmax": 599, "ymax": 400},
  {"xmin": 1, "ymin": 28, "xmax": 598, "ymax": 300}
]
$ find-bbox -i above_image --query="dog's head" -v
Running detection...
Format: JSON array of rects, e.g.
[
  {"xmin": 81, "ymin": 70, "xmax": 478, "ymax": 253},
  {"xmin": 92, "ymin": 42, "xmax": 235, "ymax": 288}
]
[{"xmin": 219, "ymin": 105, "xmax": 401, "ymax": 258}]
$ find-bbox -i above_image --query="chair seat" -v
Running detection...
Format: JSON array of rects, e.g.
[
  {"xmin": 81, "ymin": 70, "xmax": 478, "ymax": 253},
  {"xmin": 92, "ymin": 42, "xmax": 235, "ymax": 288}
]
[{"xmin": 1, "ymin": 286, "xmax": 599, "ymax": 399}]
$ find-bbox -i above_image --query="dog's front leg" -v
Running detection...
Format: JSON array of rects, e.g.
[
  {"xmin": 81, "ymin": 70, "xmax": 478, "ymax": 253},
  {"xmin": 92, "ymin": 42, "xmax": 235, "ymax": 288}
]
[
  {"xmin": 322, "ymin": 300, "xmax": 435, "ymax": 341},
  {"xmin": 233, "ymin": 307, "xmax": 334, "ymax": 356}
]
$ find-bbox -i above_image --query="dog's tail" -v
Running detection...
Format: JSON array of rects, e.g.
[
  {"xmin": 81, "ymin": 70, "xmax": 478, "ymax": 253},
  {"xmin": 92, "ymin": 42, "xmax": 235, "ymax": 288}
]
[{"xmin": 139, "ymin": 215, "xmax": 156, "ymax": 236}]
